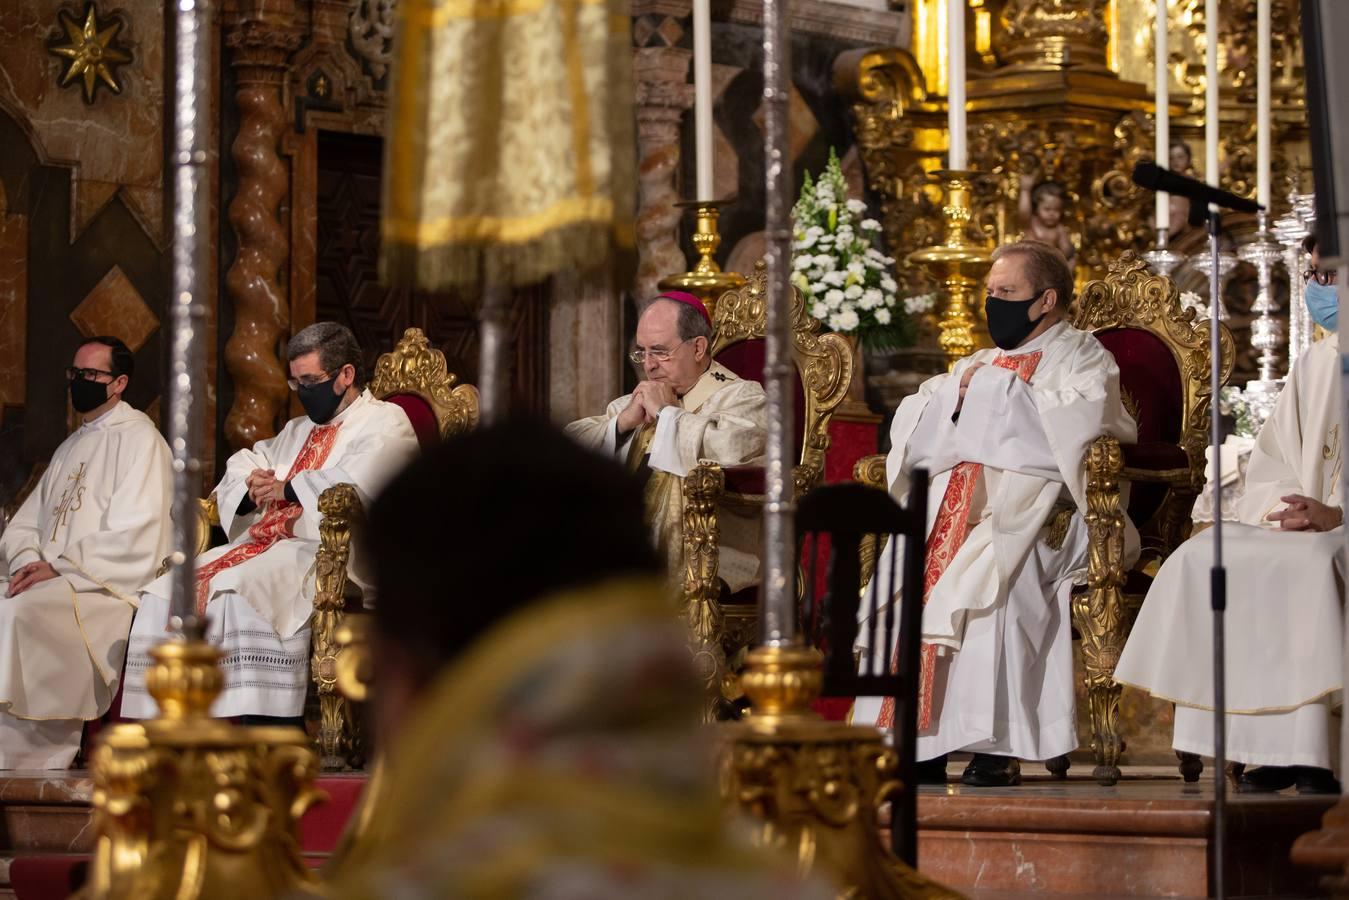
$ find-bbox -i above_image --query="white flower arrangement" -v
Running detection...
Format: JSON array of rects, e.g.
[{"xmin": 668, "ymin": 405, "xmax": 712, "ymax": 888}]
[
  {"xmin": 1180, "ymin": 289, "xmax": 1228, "ymax": 321},
  {"xmin": 791, "ymin": 148, "xmax": 912, "ymax": 349}
]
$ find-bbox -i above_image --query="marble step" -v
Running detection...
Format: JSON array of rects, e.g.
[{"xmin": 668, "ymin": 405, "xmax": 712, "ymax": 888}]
[{"xmin": 914, "ymin": 773, "xmax": 1336, "ymax": 898}]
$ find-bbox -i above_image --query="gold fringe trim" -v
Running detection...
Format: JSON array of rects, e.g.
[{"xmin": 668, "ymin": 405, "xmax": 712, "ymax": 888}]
[{"xmin": 382, "ymin": 221, "xmax": 634, "ymax": 290}]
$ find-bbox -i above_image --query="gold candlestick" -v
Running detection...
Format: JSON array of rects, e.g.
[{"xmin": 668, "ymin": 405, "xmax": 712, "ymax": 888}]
[
  {"xmin": 81, "ymin": 624, "xmax": 323, "ymax": 899},
  {"xmin": 658, "ymin": 201, "xmax": 747, "ymax": 316},
  {"xmin": 907, "ymin": 170, "xmax": 993, "ymax": 369}
]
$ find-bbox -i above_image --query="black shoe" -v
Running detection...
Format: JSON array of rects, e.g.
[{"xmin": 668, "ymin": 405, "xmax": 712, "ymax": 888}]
[
  {"xmin": 1236, "ymin": 765, "xmax": 1297, "ymax": 793},
  {"xmin": 1295, "ymin": 766, "xmax": 1341, "ymax": 795},
  {"xmin": 960, "ymin": 753, "xmax": 1022, "ymax": 787},
  {"xmin": 914, "ymin": 754, "xmax": 949, "ymax": 785}
]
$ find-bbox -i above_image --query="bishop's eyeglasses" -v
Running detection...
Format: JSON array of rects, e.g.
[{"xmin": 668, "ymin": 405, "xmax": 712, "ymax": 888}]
[
  {"xmin": 628, "ymin": 340, "xmax": 688, "ymax": 365},
  {"xmin": 1303, "ymin": 267, "xmax": 1338, "ymax": 286}
]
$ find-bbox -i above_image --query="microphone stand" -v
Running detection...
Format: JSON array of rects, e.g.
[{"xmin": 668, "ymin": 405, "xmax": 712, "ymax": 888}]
[{"xmin": 1206, "ymin": 205, "xmax": 1228, "ymax": 900}]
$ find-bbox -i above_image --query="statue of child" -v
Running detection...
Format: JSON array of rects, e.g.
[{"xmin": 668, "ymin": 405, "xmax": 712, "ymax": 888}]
[{"xmin": 1017, "ymin": 175, "xmax": 1076, "ymax": 261}]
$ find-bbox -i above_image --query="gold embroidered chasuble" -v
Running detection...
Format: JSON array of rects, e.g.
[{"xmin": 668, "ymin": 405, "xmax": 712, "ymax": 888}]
[
  {"xmin": 381, "ymin": 0, "xmax": 636, "ymax": 288},
  {"xmin": 0, "ymin": 401, "xmax": 172, "ymax": 720},
  {"xmin": 564, "ymin": 362, "xmax": 768, "ymax": 591}
]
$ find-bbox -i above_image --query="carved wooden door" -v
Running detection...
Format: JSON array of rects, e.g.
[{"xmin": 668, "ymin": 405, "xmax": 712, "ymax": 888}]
[{"xmin": 313, "ymin": 131, "xmax": 549, "ymax": 414}]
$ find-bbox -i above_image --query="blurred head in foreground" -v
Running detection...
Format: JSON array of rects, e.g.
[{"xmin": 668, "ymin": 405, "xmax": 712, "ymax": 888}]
[
  {"xmin": 367, "ymin": 417, "xmax": 665, "ymax": 743},
  {"xmin": 348, "ymin": 418, "xmax": 830, "ymax": 898}
]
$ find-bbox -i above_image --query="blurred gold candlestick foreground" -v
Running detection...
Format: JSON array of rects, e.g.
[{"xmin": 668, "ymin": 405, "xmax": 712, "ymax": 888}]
[{"xmin": 907, "ymin": 170, "xmax": 992, "ymax": 369}]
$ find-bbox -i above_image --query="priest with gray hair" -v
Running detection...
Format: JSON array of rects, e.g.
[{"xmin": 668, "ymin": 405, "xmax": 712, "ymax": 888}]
[{"xmin": 123, "ymin": 322, "xmax": 420, "ymax": 723}]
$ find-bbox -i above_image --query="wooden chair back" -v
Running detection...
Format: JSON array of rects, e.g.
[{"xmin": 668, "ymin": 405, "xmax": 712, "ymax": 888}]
[{"xmin": 797, "ymin": 473, "xmax": 929, "ymax": 866}]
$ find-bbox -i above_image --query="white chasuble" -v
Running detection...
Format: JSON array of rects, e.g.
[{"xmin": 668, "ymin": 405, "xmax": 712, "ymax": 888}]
[
  {"xmin": 1116, "ymin": 334, "xmax": 1343, "ymax": 769},
  {"xmin": 853, "ymin": 322, "xmax": 1137, "ymax": 762},
  {"xmin": 0, "ymin": 401, "xmax": 171, "ymax": 767},
  {"xmin": 123, "ymin": 390, "xmax": 419, "ymax": 719},
  {"xmin": 565, "ymin": 361, "xmax": 768, "ymax": 592}
]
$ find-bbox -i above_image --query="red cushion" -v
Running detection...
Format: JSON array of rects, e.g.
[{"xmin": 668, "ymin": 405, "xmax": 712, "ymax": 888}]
[
  {"xmin": 11, "ymin": 856, "xmax": 84, "ymax": 900},
  {"xmin": 715, "ymin": 339, "xmax": 807, "ymax": 462},
  {"xmin": 1122, "ymin": 441, "xmax": 1189, "ymax": 471},
  {"xmin": 723, "ymin": 465, "xmax": 766, "ymax": 495},
  {"xmin": 386, "ymin": 393, "xmax": 439, "ymax": 448},
  {"xmin": 1095, "ymin": 328, "xmax": 1183, "ymax": 446},
  {"xmin": 299, "ymin": 776, "xmax": 368, "ymax": 853}
]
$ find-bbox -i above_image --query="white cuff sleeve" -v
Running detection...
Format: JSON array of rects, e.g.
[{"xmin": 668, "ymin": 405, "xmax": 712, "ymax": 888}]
[{"xmin": 647, "ymin": 406, "xmax": 688, "ymax": 476}]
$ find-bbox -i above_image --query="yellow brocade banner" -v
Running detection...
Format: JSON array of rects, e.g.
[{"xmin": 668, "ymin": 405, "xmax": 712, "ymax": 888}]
[{"xmin": 382, "ymin": 0, "xmax": 636, "ymax": 289}]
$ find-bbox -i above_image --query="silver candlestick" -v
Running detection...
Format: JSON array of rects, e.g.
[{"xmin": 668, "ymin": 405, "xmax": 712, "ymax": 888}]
[
  {"xmin": 1273, "ymin": 190, "xmax": 1315, "ymax": 369},
  {"xmin": 1143, "ymin": 226, "xmax": 1186, "ymax": 276},
  {"xmin": 1239, "ymin": 212, "xmax": 1285, "ymax": 386}
]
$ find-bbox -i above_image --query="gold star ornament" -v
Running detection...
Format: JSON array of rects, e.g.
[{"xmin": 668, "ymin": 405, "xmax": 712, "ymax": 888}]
[{"xmin": 48, "ymin": 3, "xmax": 133, "ymax": 103}]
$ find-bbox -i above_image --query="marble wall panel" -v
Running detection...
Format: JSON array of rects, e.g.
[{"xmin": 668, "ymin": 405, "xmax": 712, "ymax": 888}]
[{"xmin": 0, "ymin": 0, "xmax": 166, "ymax": 245}]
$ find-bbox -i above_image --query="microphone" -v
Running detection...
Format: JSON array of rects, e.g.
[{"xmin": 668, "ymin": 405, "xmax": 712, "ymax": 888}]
[{"xmin": 1131, "ymin": 161, "xmax": 1263, "ymax": 215}]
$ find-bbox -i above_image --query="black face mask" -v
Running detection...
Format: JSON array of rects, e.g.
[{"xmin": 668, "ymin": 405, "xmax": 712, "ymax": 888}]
[
  {"xmin": 297, "ymin": 377, "xmax": 345, "ymax": 424},
  {"xmin": 984, "ymin": 289, "xmax": 1047, "ymax": 350},
  {"xmin": 70, "ymin": 378, "xmax": 110, "ymax": 414}
]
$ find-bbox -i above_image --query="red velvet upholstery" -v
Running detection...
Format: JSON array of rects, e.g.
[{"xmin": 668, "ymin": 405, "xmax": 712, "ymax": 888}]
[
  {"xmin": 385, "ymin": 393, "xmax": 439, "ymax": 448},
  {"xmin": 299, "ymin": 775, "xmax": 368, "ymax": 853},
  {"xmin": 1095, "ymin": 328, "xmax": 1183, "ymax": 446},
  {"xmin": 1096, "ymin": 328, "xmax": 1188, "ymax": 527},
  {"xmin": 715, "ymin": 338, "xmax": 807, "ymax": 461}
]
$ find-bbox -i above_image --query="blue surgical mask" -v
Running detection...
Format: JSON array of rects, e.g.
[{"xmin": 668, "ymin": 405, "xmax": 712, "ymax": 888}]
[{"xmin": 1305, "ymin": 280, "xmax": 1339, "ymax": 332}]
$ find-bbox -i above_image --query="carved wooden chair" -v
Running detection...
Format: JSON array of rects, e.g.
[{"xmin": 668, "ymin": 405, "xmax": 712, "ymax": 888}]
[
  {"xmin": 853, "ymin": 252, "xmax": 1233, "ymax": 785},
  {"xmin": 309, "ymin": 327, "xmax": 478, "ymax": 768},
  {"xmin": 682, "ymin": 260, "xmax": 853, "ymax": 715},
  {"xmin": 1069, "ymin": 252, "xmax": 1233, "ymax": 784},
  {"xmin": 182, "ymin": 328, "xmax": 477, "ymax": 770}
]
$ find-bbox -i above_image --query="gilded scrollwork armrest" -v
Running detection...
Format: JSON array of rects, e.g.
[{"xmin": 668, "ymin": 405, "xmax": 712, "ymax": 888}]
[
  {"xmin": 1075, "ymin": 434, "xmax": 1130, "ymax": 784},
  {"xmin": 853, "ymin": 454, "xmax": 887, "ymax": 491},
  {"xmin": 682, "ymin": 463, "xmax": 727, "ymax": 720},
  {"xmin": 312, "ymin": 482, "xmax": 364, "ymax": 768}
]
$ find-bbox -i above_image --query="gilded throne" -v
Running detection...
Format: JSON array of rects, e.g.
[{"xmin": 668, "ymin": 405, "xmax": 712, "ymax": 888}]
[
  {"xmin": 1069, "ymin": 252, "xmax": 1234, "ymax": 784},
  {"xmin": 681, "ymin": 260, "xmax": 853, "ymax": 714},
  {"xmin": 186, "ymin": 327, "xmax": 479, "ymax": 769},
  {"xmin": 854, "ymin": 253, "xmax": 1233, "ymax": 784}
]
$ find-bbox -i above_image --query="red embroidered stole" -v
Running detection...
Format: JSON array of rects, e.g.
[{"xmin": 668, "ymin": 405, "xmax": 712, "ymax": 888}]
[
  {"xmin": 193, "ymin": 422, "xmax": 344, "ymax": 617},
  {"xmin": 876, "ymin": 349, "xmax": 1043, "ymax": 731}
]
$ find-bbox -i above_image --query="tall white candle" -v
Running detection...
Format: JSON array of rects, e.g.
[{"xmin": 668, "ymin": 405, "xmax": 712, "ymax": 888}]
[
  {"xmin": 1155, "ymin": 0, "xmax": 1170, "ymax": 230},
  {"xmin": 1205, "ymin": 0, "xmax": 1219, "ymax": 187},
  {"xmin": 1256, "ymin": 0, "xmax": 1271, "ymax": 209},
  {"xmin": 948, "ymin": 0, "xmax": 966, "ymax": 169},
  {"xmin": 693, "ymin": 0, "xmax": 713, "ymax": 201}
]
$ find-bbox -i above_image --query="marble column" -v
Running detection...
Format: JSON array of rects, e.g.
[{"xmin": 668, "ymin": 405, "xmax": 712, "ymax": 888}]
[
  {"xmin": 223, "ymin": 2, "xmax": 302, "ymax": 450},
  {"xmin": 548, "ymin": 269, "xmax": 623, "ymax": 422},
  {"xmin": 634, "ymin": 45, "xmax": 695, "ymax": 302}
]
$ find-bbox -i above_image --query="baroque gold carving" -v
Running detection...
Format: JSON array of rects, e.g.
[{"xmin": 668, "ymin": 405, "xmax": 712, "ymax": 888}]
[
  {"xmin": 682, "ymin": 463, "xmax": 727, "ymax": 721},
  {"xmin": 1074, "ymin": 251, "xmax": 1235, "ymax": 494},
  {"xmin": 712, "ymin": 259, "xmax": 852, "ymax": 487},
  {"xmin": 370, "ymin": 327, "xmax": 481, "ymax": 437},
  {"xmin": 81, "ymin": 637, "xmax": 322, "ymax": 898},
  {"xmin": 1071, "ymin": 252, "xmax": 1234, "ymax": 784},
  {"xmin": 725, "ymin": 645, "xmax": 962, "ymax": 899},
  {"xmin": 1073, "ymin": 434, "xmax": 1133, "ymax": 785},
  {"xmin": 997, "ymin": 0, "xmax": 1110, "ymax": 70},
  {"xmin": 312, "ymin": 483, "xmax": 362, "ymax": 770},
  {"xmin": 224, "ymin": 9, "xmax": 302, "ymax": 450}
]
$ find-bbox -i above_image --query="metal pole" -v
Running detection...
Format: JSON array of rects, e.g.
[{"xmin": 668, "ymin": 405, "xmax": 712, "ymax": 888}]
[
  {"xmin": 478, "ymin": 285, "xmax": 511, "ymax": 425},
  {"xmin": 1208, "ymin": 208, "xmax": 1227, "ymax": 900},
  {"xmin": 166, "ymin": 0, "xmax": 213, "ymax": 635},
  {"xmin": 758, "ymin": 0, "xmax": 795, "ymax": 646}
]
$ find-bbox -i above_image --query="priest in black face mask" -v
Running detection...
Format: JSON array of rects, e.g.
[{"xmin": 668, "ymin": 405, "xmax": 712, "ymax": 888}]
[
  {"xmin": 0, "ymin": 337, "xmax": 172, "ymax": 767},
  {"xmin": 852, "ymin": 240, "xmax": 1137, "ymax": 788},
  {"xmin": 123, "ymin": 322, "xmax": 419, "ymax": 725}
]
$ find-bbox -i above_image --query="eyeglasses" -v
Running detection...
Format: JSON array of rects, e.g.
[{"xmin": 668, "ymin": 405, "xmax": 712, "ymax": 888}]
[
  {"xmin": 628, "ymin": 340, "xmax": 688, "ymax": 366},
  {"xmin": 1303, "ymin": 268, "xmax": 1338, "ymax": 286},
  {"xmin": 287, "ymin": 372, "xmax": 333, "ymax": 391},
  {"xmin": 65, "ymin": 367, "xmax": 116, "ymax": 382}
]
